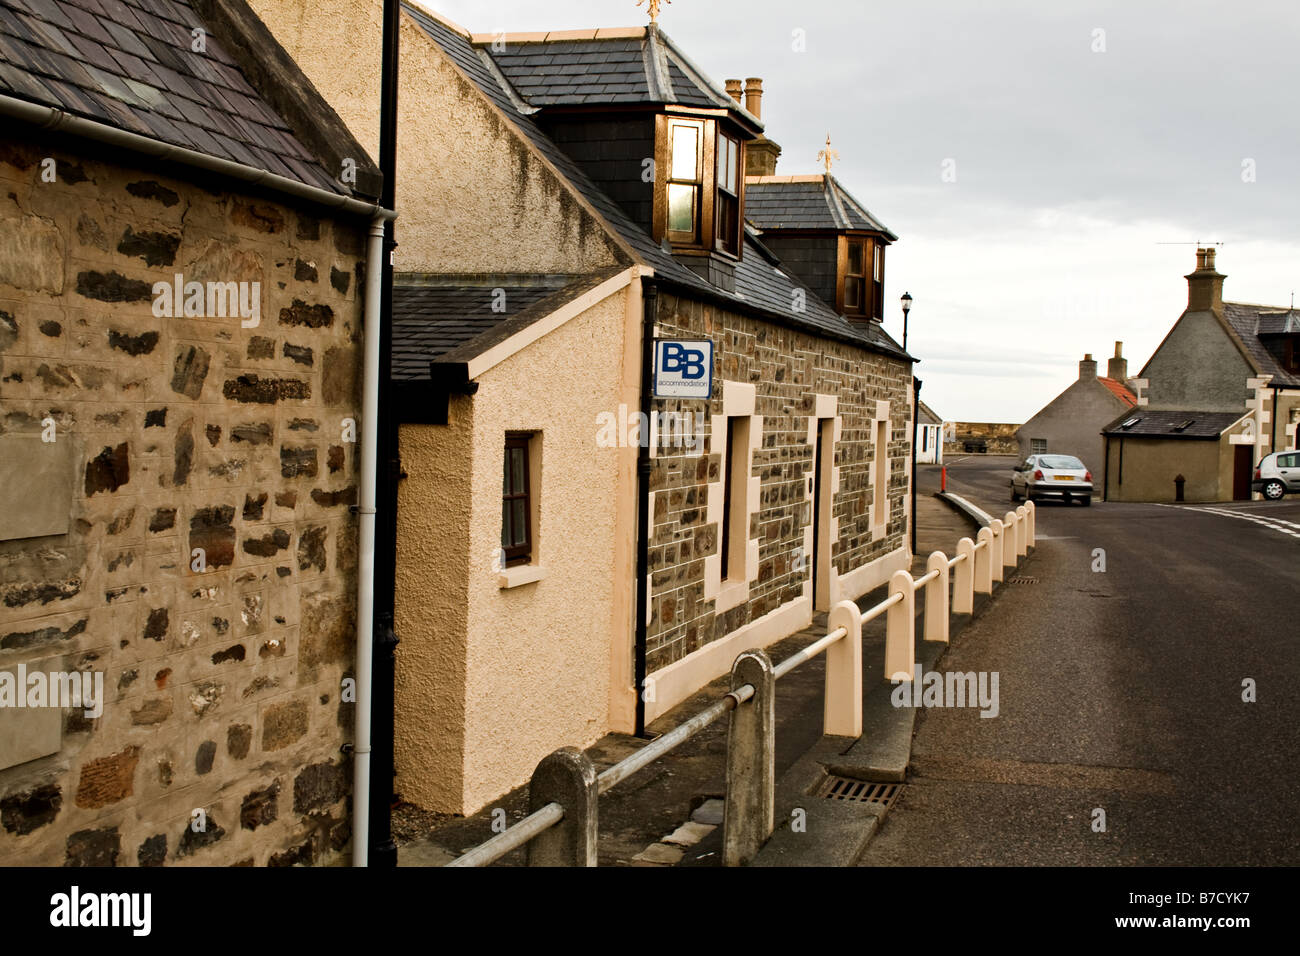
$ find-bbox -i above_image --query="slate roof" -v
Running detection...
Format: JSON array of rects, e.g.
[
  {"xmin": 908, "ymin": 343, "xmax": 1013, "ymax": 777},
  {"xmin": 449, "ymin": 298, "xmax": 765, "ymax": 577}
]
[
  {"xmin": 1222, "ymin": 302, "xmax": 1300, "ymax": 388},
  {"xmin": 403, "ymin": 5, "xmax": 910, "ymax": 364},
  {"xmin": 0, "ymin": 0, "xmax": 342, "ymax": 192},
  {"xmin": 481, "ymin": 27, "xmax": 749, "ymax": 117},
  {"xmin": 745, "ymin": 175, "xmax": 896, "ymax": 239},
  {"xmin": 1101, "ymin": 409, "xmax": 1246, "ymax": 439},
  {"xmin": 391, "ymin": 275, "xmax": 580, "ymax": 380},
  {"xmin": 917, "ymin": 400, "xmax": 943, "ymax": 426},
  {"xmin": 1098, "ymin": 377, "xmax": 1138, "ymax": 407}
]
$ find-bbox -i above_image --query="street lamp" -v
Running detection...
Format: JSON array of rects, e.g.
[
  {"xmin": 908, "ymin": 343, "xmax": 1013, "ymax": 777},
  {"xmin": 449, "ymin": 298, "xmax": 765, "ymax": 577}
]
[
  {"xmin": 903, "ymin": 293, "xmax": 921, "ymax": 556},
  {"xmin": 900, "ymin": 291, "xmax": 913, "ymax": 351}
]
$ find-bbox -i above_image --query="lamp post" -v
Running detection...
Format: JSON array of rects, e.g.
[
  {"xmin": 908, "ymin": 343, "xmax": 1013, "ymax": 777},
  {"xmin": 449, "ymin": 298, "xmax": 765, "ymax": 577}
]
[
  {"xmin": 900, "ymin": 291, "xmax": 913, "ymax": 351},
  {"xmin": 902, "ymin": 292, "xmax": 920, "ymax": 556}
]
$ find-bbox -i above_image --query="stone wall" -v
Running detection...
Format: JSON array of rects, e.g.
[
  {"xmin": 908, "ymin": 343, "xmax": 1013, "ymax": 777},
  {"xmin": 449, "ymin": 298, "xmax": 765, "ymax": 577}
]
[
  {"xmin": 944, "ymin": 422, "xmax": 1021, "ymax": 456},
  {"xmin": 0, "ymin": 138, "xmax": 366, "ymax": 866},
  {"xmin": 646, "ymin": 292, "xmax": 911, "ymax": 674}
]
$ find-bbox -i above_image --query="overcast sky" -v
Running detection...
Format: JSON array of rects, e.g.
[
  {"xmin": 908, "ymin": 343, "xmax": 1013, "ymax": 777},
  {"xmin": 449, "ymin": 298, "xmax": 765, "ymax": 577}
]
[{"xmin": 428, "ymin": 0, "xmax": 1300, "ymax": 422}]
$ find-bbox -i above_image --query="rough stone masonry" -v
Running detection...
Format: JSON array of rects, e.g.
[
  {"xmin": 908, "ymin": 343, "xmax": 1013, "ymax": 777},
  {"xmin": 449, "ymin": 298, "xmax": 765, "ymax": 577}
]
[{"xmin": 0, "ymin": 138, "xmax": 365, "ymax": 867}]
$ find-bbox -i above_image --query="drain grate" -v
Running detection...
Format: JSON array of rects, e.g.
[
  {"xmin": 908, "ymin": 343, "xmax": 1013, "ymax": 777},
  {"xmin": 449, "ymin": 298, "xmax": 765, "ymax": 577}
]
[
  {"xmin": 814, "ymin": 776, "xmax": 901, "ymax": 807},
  {"xmin": 1007, "ymin": 576, "xmax": 1038, "ymax": 584}
]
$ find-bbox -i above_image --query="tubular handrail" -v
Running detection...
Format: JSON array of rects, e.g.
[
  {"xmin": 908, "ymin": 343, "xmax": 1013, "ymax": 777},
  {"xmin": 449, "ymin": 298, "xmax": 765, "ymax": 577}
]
[
  {"xmin": 772, "ymin": 625, "xmax": 847, "ymax": 680},
  {"xmin": 597, "ymin": 687, "xmax": 748, "ymax": 793},
  {"xmin": 911, "ymin": 568, "xmax": 939, "ymax": 590},
  {"xmin": 445, "ymin": 801, "xmax": 565, "ymax": 868},
  {"xmin": 947, "ymin": 551, "xmax": 968, "ymax": 568},
  {"xmin": 862, "ymin": 589, "xmax": 904, "ymax": 625}
]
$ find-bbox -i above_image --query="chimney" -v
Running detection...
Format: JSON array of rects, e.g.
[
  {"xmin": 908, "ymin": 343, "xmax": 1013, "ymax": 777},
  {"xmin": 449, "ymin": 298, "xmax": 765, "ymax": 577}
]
[
  {"xmin": 743, "ymin": 77, "xmax": 763, "ymax": 118},
  {"xmin": 1079, "ymin": 353, "xmax": 1098, "ymax": 381},
  {"xmin": 1107, "ymin": 341, "xmax": 1127, "ymax": 381},
  {"xmin": 738, "ymin": 76, "xmax": 782, "ymax": 177},
  {"xmin": 1186, "ymin": 247, "xmax": 1225, "ymax": 313}
]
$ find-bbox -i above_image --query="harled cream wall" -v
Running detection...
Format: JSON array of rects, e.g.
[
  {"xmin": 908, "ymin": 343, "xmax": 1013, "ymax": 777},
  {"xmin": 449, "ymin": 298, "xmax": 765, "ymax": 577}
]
[
  {"xmin": 246, "ymin": 0, "xmax": 626, "ymax": 274},
  {"xmin": 394, "ymin": 285, "xmax": 638, "ymax": 815},
  {"xmin": 393, "ymin": 410, "xmax": 473, "ymax": 813}
]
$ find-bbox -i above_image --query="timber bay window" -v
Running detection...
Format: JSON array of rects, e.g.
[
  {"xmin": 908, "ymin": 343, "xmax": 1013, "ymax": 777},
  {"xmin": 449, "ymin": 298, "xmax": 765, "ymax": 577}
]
[
  {"xmin": 501, "ymin": 434, "xmax": 532, "ymax": 566},
  {"xmin": 657, "ymin": 115, "xmax": 745, "ymax": 258},
  {"xmin": 839, "ymin": 236, "xmax": 886, "ymax": 319}
]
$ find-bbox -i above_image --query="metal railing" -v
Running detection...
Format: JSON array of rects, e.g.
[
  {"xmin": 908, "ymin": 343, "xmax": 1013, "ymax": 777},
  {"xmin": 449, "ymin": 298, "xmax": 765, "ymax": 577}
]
[{"xmin": 446, "ymin": 501, "xmax": 1035, "ymax": 867}]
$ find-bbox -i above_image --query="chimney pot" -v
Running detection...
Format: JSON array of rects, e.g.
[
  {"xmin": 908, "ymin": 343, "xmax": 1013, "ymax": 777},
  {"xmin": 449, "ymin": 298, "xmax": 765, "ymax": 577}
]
[
  {"xmin": 743, "ymin": 77, "xmax": 763, "ymax": 119},
  {"xmin": 725, "ymin": 78, "xmax": 742, "ymax": 104},
  {"xmin": 1107, "ymin": 342, "xmax": 1127, "ymax": 382},
  {"xmin": 1186, "ymin": 248, "xmax": 1225, "ymax": 313},
  {"xmin": 1079, "ymin": 354, "xmax": 1098, "ymax": 381}
]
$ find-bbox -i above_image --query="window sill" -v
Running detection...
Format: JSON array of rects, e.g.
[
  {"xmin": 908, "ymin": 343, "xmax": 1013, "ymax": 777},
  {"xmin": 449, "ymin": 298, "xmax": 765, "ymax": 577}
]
[
  {"xmin": 498, "ymin": 565, "xmax": 546, "ymax": 589},
  {"xmin": 715, "ymin": 577, "xmax": 749, "ymax": 612}
]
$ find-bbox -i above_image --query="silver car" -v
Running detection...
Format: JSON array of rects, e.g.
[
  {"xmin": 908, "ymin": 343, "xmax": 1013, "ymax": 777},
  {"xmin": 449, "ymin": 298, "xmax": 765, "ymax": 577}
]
[
  {"xmin": 1011, "ymin": 454, "xmax": 1093, "ymax": 506},
  {"xmin": 1252, "ymin": 450, "xmax": 1299, "ymax": 500}
]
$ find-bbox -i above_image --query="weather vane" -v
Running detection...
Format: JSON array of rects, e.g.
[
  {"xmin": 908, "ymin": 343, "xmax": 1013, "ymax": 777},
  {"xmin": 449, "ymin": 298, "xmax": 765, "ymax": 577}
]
[
  {"xmin": 637, "ymin": 0, "xmax": 670, "ymax": 23},
  {"xmin": 817, "ymin": 134, "xmax": 839, "ymax": 174}
]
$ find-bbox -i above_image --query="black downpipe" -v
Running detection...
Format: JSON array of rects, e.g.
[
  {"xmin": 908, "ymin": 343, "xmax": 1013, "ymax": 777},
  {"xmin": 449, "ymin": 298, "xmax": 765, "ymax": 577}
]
[
  {"xmin": 910, "ymin": 375, "xmax": 921, "ymax": 556},
  {"xmin": 368, "ymin": 0, "xmax": 401, "ymax": 869},
  {"xmin": 1103, "ymin": 436, "xmax": 1110, "ymax": 501},
  {"xmin": 633, "ymin": 282, "xmax": 658, "ymax": 738}
]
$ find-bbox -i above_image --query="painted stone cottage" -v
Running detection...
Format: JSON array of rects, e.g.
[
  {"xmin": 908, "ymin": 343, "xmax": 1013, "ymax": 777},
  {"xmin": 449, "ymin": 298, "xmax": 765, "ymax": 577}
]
[
  {"xmin": 0, "ymin": 0, "xmax": 385, "ymax": 865},
  {"xmin": 1103, "ymin": 249, "xmax": 1300, "ymax": 502},
  {"xmin": 248, "ymin": 0, "xmax": 915, "ymax": 819}
]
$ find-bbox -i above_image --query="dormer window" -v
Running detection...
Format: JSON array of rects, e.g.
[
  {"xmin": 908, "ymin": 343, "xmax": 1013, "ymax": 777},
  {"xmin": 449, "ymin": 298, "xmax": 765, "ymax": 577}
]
[
  {"xmin": 656, "ymin": 114, "xmax": 745, "ymax": 259},
  {"xmin": 838, "ymin": 235, "xmax": 885, "ymax": 319}
]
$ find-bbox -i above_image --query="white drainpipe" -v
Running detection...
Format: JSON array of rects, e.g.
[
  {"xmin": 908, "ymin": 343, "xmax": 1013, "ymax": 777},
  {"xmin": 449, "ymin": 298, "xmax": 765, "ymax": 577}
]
[{"xmin": 352, "ymin": 215, "xmax": 388, "ymax": 866}]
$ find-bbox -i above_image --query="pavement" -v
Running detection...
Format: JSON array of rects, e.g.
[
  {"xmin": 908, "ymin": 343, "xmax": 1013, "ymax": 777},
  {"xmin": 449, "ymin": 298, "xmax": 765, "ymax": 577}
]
[{"xmin": 398, "ymin": 463, "xmax": 985, "ymax": 867}]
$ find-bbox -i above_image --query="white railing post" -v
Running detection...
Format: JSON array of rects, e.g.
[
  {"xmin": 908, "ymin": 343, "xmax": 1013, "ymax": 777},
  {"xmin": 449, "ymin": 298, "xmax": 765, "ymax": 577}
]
[
  {"xmin": 1025, "ymin": 500, "xmax": 1036, "ymax": 546},
  {"xmin": 885, "ymin": 569, "xmax": 915, "ymax": 681},
  {"xmin": 1003, "ymin": 512, "xmax": 1019, "ymax": 572},
  {"xmin": 974, "ymin": 527, "xmax": 993, "ymax": 594},
  {"xmin": 924, "ymin": 551, "xmax": 949, "ymax": 644},
  {"xmin": 724, "ymin": 649, "xmax": 775, "ymax": 867},
  {"xmin": 990, "ymin": 518, "xmax": 1005, "ymax": 583},
  {"xmin": 1014, "ymin": 506, "xmax": 1027, "ymax": 557},
  {"xmin": 954, "ymin": 537, "xmax": 975, "ymax": 614},
  {"xmin": 526, "ymin": 748, "xmax": 599, "ymax": 867},
  {"xmin": 824, "ymin": 601, "xmax": 863, "ymax": 737}
]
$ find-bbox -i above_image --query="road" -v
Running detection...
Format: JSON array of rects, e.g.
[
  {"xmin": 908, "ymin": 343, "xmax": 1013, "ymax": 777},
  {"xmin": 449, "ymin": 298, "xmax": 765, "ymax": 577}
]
[{"xmin": 859, "ymin": 455, "xmax": 1300, "ymax": 865}]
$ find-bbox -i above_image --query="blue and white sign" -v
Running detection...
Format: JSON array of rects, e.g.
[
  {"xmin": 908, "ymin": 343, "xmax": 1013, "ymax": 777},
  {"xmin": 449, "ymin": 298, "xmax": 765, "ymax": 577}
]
[{"xmin": 653, "ymin": 339, "xmax": 713, "ymax": 399}]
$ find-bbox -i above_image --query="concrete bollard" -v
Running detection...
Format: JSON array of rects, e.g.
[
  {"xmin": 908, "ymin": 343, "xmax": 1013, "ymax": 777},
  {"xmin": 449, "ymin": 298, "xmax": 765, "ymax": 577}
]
[
  {"xmin": 526, "ymin": 747, "xmax": 599, "ymax": 867},
  {"xmin": 954, "ymin": 537, "xmax": 975, "ymax": 614},
  {"xmin": 1002, "ymin": 513, "xmax": 1019, "ymax": 572},
  {"xmin": 974, "ymin": 527, "xmax": 993, "ymax": 595},
  {"xmin": 1025, "ymin": 500, "xmax": 1036, "ymax": 546},
  {"xmin": 824, "ymin": 600, "xmax": 863, "ymax": 738},
  {"xmin": 1014, "ymin": 506, "xmax": 1028, "ymax": 557},
  {"xmin": 990, "ymin": 518, "xmax": 1005, "ymax": 583},
  {"xmin": 724, "ymin": 649, "xmax": 775, "ymax": 866},
  {"xmin": 924, "ymin": 551, "xmax": 949, "ymax": 644},
  {"xmin": 885, "ymin": 569, "xmax": 915, "ymax": 681}
]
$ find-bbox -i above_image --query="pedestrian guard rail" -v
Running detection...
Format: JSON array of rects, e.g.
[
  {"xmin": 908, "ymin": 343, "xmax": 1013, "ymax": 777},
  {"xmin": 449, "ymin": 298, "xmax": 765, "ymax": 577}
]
[{"xmin": 446, "ymin": 502, "xmax": 1035, "ymax": 867}]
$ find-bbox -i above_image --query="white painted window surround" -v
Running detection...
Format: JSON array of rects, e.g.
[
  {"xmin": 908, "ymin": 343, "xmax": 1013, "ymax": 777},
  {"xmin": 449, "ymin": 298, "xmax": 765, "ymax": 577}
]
[{"xmin": 870, "ymin": 400, "xmax": 891, "ymax": 542}]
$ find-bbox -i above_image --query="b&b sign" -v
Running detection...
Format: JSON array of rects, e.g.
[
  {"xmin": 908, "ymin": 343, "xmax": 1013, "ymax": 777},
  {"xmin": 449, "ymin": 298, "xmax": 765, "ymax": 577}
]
[{"xmin": 653, "ymin": 339, "xmax": 713, "ymax": 399}]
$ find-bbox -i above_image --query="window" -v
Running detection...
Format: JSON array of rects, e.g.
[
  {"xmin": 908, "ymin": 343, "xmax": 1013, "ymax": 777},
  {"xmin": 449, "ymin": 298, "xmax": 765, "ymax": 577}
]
[
  {"xmin": 501, "ymin": 435, "xmax": 532, "ymax": 566},
  {"xmin": 843, "ymin": 238, "xmax": 866, "ymax": 316},
  {"xmin": 720, "ymin": 415, "xmax": 750, "ymax": 582},
  {"xmin": 657, "ymin": 115, "xmax": 744, "ymax": 259},
  {"xmin": 666, "ymin": 118, "xmax": 704, "ymax": 243},
  {"xmin": 715, "ymin": 130, "xmax": 741, "ymax": 256},
  {"xmin": 1031, "ymin": 438, "xmax": 1047, "ymax": 455},
  {"xmin": 871, "ymin": 242, "xmax": 885, "ymax": 319}
]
